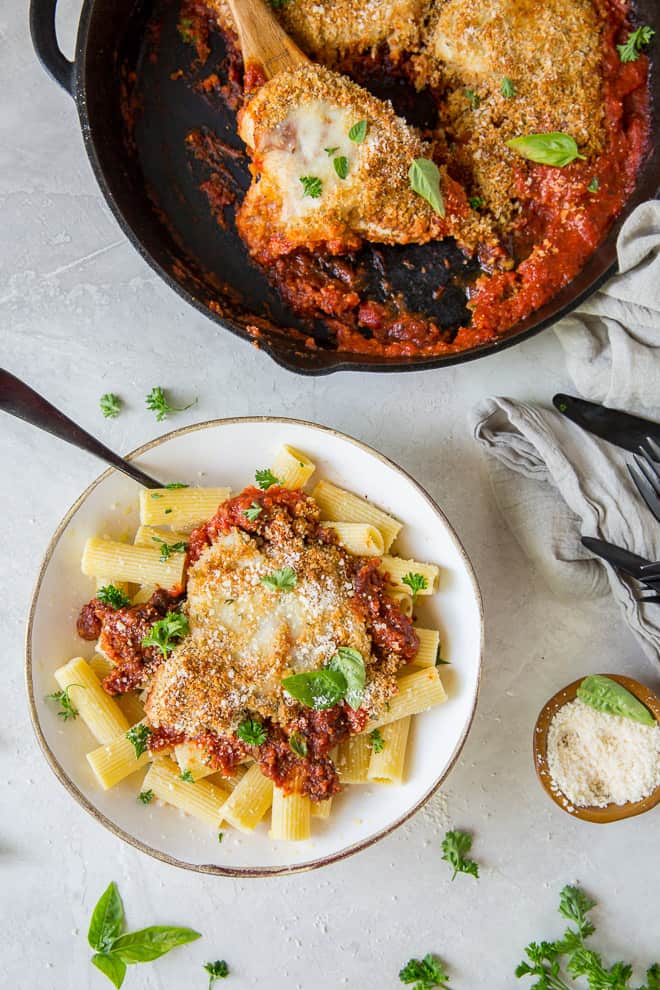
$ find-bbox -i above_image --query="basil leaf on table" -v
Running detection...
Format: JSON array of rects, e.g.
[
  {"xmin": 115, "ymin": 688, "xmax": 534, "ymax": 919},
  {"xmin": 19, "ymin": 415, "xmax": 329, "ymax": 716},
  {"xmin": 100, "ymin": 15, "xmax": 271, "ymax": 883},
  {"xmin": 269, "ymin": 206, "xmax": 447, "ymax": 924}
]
[
  {"xmin": 282, "ymin": 669, "xmax": 347, "ymax": 709},
  {"xmin": 408, "ymin": 159, "xmax": 445, "ymax": 217},
  {"xmin": 91, "ymin": 953, "xmax": 127, "ymax": 989},
  {"xmin": 328, "ymin": 647, "xmax": 366, "ymax": 710},
  {"xmin": 109, "ymin": 925, "xmax": 201, "ymax": 963},
  {"xmin": 577, "ymin": 674, "xmax": 655, "ymax": 726},
  {"xmin": 506, "ymin": 132, "xmax": 585, "ymax": 167},
  {"xmin": 88, "ymin": 881, "xmax": 124, "ymax": 952}
]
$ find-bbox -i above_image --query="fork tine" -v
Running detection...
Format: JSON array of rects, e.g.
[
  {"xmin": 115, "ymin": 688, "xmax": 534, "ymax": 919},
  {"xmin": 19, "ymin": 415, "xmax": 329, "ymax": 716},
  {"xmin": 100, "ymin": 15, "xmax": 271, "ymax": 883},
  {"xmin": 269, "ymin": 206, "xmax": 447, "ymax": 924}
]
[
  {"xmin": 637, "ymin": 593, "xmax": 660, "ymax": 604},
  {"xmin": 645, "ymin": 436, "xmax": 660, "ymax": 461},
  {"xmin": 634, "ymin": 451, "xmax": 660, "ymax": 496},
  {"xmin": 640, "ymin": 561, "xmax": 660, "ymax": 575},
  {"xmin": 628, "ymin": 462, "xmax": 660, "ymax": 523}
]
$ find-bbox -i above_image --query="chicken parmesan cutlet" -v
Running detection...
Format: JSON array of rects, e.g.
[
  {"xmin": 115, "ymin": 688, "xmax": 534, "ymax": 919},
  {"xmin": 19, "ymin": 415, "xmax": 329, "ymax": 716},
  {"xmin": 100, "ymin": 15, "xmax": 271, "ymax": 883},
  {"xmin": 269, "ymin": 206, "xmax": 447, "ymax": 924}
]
[
  {"xmin": 236, "ymin": 63, "xmax": 492, "ymax": 264},
  {"xmin": 79, "ymin": 485, "xmax": 420, "ymax": 802}
]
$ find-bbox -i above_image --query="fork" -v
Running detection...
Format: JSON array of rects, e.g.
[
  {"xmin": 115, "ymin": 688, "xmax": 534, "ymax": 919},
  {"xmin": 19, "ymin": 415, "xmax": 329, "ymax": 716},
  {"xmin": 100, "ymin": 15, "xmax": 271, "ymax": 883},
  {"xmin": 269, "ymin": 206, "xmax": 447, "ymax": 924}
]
[{"xmin": 628, "ymin": 436, "xmax": 660, "ymax": 523}]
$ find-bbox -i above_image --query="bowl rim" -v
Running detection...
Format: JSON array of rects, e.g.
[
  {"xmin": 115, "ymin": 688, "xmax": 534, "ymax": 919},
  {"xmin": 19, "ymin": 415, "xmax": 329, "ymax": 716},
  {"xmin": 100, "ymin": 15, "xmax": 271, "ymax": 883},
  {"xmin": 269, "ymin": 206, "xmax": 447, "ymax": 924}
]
[
  {"xmin": 533, "ymin": 672, "xmax": 660, "ymax": 824},
  {"xmin": 25, "ymin": 415, "xmax": 484, "ymax": 876}
]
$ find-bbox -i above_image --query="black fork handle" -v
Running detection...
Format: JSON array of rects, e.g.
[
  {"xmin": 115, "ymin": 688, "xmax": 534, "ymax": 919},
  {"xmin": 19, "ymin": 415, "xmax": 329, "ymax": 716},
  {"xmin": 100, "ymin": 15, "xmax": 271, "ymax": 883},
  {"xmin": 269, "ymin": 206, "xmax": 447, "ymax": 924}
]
[
  {"xmin": 0, "ymin": 369, "xmax": 162, "ymax": 489},
  {"xmin": 30, "ymin": 0, "xmax": 75, "ymax": 94}
]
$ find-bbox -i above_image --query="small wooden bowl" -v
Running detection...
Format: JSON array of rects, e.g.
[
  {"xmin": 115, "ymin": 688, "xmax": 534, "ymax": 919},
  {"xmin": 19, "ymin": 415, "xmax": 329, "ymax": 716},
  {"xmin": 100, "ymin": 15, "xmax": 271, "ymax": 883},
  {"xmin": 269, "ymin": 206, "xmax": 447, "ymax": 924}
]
[{"xmin": 533, "ymin": 673, "xmax": 660, "ymax": 823}]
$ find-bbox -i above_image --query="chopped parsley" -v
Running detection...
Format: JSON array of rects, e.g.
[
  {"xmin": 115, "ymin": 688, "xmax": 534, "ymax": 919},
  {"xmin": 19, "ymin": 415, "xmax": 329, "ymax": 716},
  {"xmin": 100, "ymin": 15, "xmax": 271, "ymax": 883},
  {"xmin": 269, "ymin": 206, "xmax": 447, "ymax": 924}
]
[
  {"xmin": 348, "ymin": 120, "xmax": 368, "ymax": 143},
  {"xmin": 177, "ymin": 16, "xmax": 198, "ymax": 45},
  {"xmin": 151, "ymin": 535, "xmax": 188, "ymax": 562},
  {"xmin": 399, "ymin": 954, "xmax": 451, "ymax": 989},
  {"xmin": 141, "ymin": 612, "xmax": 190, "ymax": 656},
  {"xmin": 164, "ymin": 482, "xmax": 189, "ymax": 489},
  {"xmin": 261, "ymin": 566, "xmax": 297, "ymax": 592},
  {"xmin": 100, "ymin": 393, "xmax": 122, "ymax": 419},
  {"xmin": 402, "ymin": 572, "xmax": 428, "ymax": 606},
  {"xmin": 205, "ymin": 960, "xmax": 230, "ymax": 986},
  {"xmin": 617, "ymin": 25, "xmax": 654, "ymax": 62},
  {"xmin": 268, "ymin": 0, "xmax": 291, "ymax": 7},
  {"xmin": 180, "ymin": 769, "xmax": 194, "ymax": 782},
  {"xmin": 145, "ymin": 386, "xmax": 197, "ymax": 422},
  {"xmin": 217, "ymin": 831, "xmax": 224, "ymax": 843},
  {"xmin": 45, "ymin": 685, "xmax": 83, "ymax": 721},
  {"xmin": 126, "ymin": 723, "xmax": 152, "ymax": 759},
  {"xmin": 289, "ymin": 732, "xmax": 308, "ymax": 758},
  {"xmin": 138, "ymin": 789, "xmax": 154, "ymax": 805},
  {"xmin": 333, "ymin": 156, "xmax": 349, "ymax": 180},
  {"xmin": 243, "ymin": 502, "xmax": 263, "ymax": 522},
  {"xmin": 441, "ymin": 829, "xmax": 479, "ymax": 881},
  {"xmin": 500, "ymin": 77, "xmax": 516, "ymax": 98},
  {"xmin": 369, "ymin": 728, "xmax": 385, "ymax": 753},
  {"xmin": 465, "ymin": 88, "xmax": 481, "ymax": 109},
  {"xmin": 587, "ymin": 177, "xmax": 600, "ymax": 193},
  {"xmin": 324, "ymin": 146, "xmax": 339, "ymax": 155},
  {"xmin": 164, "ymin": 508, "xmax": 173, "ymax": 514},
  {"xmin": 300, "ymin": 175, "xmax": 323, "ymax": 198},
  {"xmin": 236, "ymin": 718, "xmax": 268, "ymax": 747},
  {"xmin": 468, "ymin": 196, "xmax": 484, "ymax": 210},
  {"xmin": 255, "ymin": 468, "xmax": 280, "ymax": 490},
  {"xmin": 97, "ymin": 584, "xmax": 131, "ymax": 609}
]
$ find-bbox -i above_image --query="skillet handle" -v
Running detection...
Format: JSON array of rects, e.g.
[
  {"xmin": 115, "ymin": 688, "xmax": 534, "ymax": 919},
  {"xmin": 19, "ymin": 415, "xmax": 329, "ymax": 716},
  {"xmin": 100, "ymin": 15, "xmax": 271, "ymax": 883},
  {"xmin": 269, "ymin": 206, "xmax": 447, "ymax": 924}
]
[{"xmin": 30, "ymin": 0, "xmax": 75, "ymax": 95}]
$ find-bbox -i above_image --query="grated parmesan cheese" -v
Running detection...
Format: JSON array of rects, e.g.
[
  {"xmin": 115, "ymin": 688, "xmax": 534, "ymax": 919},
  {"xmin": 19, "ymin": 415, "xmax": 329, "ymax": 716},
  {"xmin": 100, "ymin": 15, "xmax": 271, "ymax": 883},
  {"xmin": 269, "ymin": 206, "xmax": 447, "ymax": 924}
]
[{"xmin": 546, "ymin": 698, "xmax": 660, "ymax": 808}]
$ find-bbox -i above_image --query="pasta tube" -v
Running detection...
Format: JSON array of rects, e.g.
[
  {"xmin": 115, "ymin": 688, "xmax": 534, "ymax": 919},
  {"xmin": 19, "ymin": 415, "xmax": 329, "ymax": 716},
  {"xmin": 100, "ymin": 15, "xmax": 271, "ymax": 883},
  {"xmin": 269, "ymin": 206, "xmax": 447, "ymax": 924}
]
[
  {"xmin": 367, "ymin": 717, "xmax": 411, "ymax": 784},
  {"xmin": 320, "ymin": 522, "xmax": 384, "ymax": 556},
  {"xmin": 81, "ymin": 538, "xmax": 184, "ymax": 589},
  {"xmin": 54, "ymin": 657, "xmax": 128, "ymax": 744},
  {"xmin": 412, "ymin": 628, "xmax": 441, "ymax": 668},
  {"xmin": 378, "ymin": 556, "xmax": 440, "ymax": 595},
  {"xmin": 366, "ymin": 668, "xmax": 447, "ymax": 731},
  {"xmin": 312, "ymin": 480, "xmax": 402, "ymax": 551},
  {"xmin": 142, "ymin": 759, "xmax": 229, "ymax": 827},
  {"xmin": 270, "ymin": 788, "xmax": 312, "ymax": 841},
  {"xmin": 139, "ymin": 487, "xmax": 230, "ymax": 530},
  {"xmin": 86, "ymin": 727, "xmax": 149, "ymax": 790},
  {"xmin": 335, "ymin": 734, "xmax": 371, "ymax": 783},
  {"xmin": 221, "ymin": 764, "xmax": 273, "ymax": 832},
  {"xmin": 271, "ymin": 445, "xmax": 316, "ymax": 489}
]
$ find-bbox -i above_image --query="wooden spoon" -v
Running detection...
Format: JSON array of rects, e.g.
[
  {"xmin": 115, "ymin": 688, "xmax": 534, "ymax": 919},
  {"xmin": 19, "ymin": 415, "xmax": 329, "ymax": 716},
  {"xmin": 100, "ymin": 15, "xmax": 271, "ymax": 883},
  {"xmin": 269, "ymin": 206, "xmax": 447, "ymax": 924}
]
[
  {"xmin": 533, "ymin": 673, "xmax": 660, "ymax": 824},
  {"xmin": 226, "ymin": 0, "xmax": 310, "ymax": 83}
]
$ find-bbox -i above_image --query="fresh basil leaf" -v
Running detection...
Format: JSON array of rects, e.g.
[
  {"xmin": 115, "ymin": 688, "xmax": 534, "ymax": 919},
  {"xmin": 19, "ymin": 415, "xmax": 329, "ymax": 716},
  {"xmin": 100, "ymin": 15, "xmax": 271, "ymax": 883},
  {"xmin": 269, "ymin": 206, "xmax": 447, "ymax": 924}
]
[
  {"xmin": 92, "ymin": 953, "xmax": 126, "ymax": 989},
  {"xmin": 506, "ymin": 132, "xmax": 585, "ymax": 167},
  {"xmin": 109, "ymin": 926, "xmax": 201, "ymax": 964},
  {"xmin": 408, "ymin": 159, "xmax": 445, "ymax": 217},
  {"xmin": 282, "ymin": 669, "xmax": 347, "ymax": 710},
  {"xmin": 328, "ymin": 647, "xmax": 365, "ymax": 710},
  {"xmin": 333, "ymin": 156, "xmax": 349, "ymax": 180},
  {"xmin": 577, "ymin": 675, "xmax": 655, "ymax": 726},
  {"xmin": 88, "ymin": 882, "xmax": 124, "ymax": 952},
  {"xmin": 348, "ymin": 120, "xmax": 368, "ymax": 144}
]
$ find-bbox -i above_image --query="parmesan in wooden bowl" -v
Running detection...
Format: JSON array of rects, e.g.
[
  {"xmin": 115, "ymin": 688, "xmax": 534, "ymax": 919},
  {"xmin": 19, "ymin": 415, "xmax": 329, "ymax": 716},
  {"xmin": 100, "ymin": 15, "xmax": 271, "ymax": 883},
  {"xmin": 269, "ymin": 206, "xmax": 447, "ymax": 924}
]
[{"xmin": 533, "ymin": 674, "xmax": 660, "ymax": 824}]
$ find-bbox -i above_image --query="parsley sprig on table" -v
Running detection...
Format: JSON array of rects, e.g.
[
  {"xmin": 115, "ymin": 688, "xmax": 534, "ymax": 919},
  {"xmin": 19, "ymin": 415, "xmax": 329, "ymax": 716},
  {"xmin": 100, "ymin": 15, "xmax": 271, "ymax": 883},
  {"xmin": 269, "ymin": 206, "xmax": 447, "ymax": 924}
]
[
  {"xmin": 255, "ymin": 468, "xmax": 281, "ymax": 490},
  {"xmin": 441, "ymin": 830, "xmax": 479, "ymax": 880},
  {"xmin": 205, "ymin": 960, "xmax": 230, "ymax": 986},
  {"xmin": 516, "ymin": 885, "xmax": 660, "ymax": 990},
  {"xmin": 100, "ymin": 393, "xmax": 122, "ymax": 419},
  {"xmin": 141, "ymin": 612, "xmax": 190, "ymax": 656},
  {"xmin": 45, "ymin": 685, "xmax": 84, "ymax": 721},
  {"xmin": 617, "ymin": 25, "xmax": 654, "ymax": 62},
  {"xmin": 400, "ymin": 954, "xmax": 452, "ymax": 989},
  {"xmin": 151, "ymin": 535, "xmax": 189, "ymax": 562},
  {"xmin": 402, "ymin": 572, "xmax": 428, "ymax": 606},
  {"xmin": 145, "ymin": 386, "xmax": 197, "ymax": 422},
  {"xmin": 97, "ymin": 584, "xmax": 131, "ymax": 609},
  {"xmin": 86, "ymin": 881, "xmax": 200, "ymax": 988}
]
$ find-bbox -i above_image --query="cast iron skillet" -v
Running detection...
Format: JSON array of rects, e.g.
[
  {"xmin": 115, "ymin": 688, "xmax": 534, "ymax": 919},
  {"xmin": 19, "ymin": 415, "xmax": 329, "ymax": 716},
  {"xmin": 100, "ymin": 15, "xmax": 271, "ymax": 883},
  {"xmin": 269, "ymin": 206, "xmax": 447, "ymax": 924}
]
[{"xmin": 30, "ymin": 0, "xmax": 659, "ymax": 375}]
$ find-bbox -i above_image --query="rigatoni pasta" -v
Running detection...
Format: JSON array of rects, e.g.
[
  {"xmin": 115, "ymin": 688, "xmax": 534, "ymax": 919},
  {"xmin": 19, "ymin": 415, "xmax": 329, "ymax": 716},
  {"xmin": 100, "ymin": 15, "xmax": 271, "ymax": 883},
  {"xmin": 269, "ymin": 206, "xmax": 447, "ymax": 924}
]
[{"xmin": 50, "ymin": 441, "xmax": 452, "ymax": 844}]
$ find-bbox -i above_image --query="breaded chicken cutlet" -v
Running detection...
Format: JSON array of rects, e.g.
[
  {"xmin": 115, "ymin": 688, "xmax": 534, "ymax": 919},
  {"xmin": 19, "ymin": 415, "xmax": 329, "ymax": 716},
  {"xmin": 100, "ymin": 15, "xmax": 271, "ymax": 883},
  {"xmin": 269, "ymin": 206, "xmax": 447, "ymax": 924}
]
[{"xmin": 235, "ymin": 63, "xmax": 495, "ymax": 264}]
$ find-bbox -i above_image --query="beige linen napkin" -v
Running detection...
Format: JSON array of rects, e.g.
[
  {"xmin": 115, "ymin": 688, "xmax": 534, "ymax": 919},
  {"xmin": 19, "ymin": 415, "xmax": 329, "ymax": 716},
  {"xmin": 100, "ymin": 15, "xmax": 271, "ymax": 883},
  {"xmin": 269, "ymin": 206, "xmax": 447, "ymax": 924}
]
[{"xmin": 472, "ymin": 202, "xmax": 660, "ymax": 664}]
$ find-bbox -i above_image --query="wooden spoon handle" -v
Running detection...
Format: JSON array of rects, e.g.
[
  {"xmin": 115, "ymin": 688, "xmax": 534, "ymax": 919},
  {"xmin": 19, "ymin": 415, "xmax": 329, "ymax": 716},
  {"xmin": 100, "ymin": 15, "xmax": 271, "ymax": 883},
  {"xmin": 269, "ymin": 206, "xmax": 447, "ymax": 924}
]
[
  {"xmin": 0, "ymin": 368, "xmax": 163, "ymax": 489},
  {"xmin": 226, "ymin": 0, "xmax": 309, "ymax": 81}
]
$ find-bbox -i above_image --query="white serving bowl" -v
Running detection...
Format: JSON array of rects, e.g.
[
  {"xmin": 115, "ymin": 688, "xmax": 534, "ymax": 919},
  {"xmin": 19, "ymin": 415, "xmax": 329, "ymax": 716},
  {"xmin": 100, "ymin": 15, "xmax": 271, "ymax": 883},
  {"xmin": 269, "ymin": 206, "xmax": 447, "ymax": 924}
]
[{"xmin": 27, "ymin": 417, "xmax": 483, "ymax": 876}]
